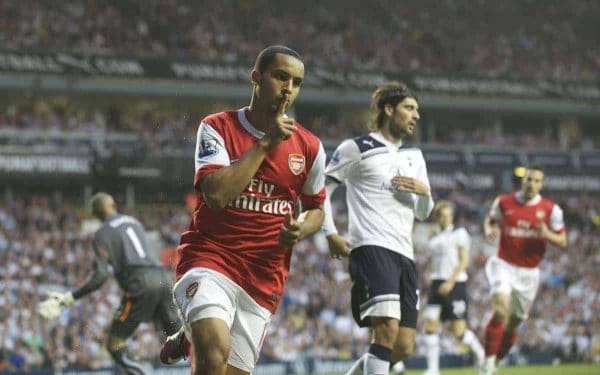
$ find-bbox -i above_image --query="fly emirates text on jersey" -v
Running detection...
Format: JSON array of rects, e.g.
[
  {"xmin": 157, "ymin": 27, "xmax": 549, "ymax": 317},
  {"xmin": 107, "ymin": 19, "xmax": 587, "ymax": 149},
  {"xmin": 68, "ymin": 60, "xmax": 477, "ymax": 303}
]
[{"xmin": 228, "ymin": 178, "xmax": 294, "ymax": 215}]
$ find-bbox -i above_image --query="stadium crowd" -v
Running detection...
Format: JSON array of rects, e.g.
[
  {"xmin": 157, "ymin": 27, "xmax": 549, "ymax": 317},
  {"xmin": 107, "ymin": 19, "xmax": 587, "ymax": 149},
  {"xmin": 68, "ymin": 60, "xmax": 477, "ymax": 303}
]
[
  {"xmin": 1, "ymin": 190, "xmax": 599, "ymax": 372},
  {"xmin": 0, "ymin": 0, "xmax": 598, "ymax": 82},
  {"xmin": 2, "ymin": 103, "xmax": 600, "ymax": 155}
]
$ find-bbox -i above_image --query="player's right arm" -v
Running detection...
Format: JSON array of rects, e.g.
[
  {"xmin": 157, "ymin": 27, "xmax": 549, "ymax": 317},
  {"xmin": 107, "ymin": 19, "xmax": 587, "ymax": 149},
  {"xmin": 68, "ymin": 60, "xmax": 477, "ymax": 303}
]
[
  {"xmin": 200, "ymin": 99, "xmax": 294, "ymax": 211},
  {"xmin": 39, "ymin": 239, "xmax": 111, "ymax": 319},
  {"xmin": 323, "ymin": 177, "xmax": 351, "ymax": 259},
  {"xmin": 71, "ymin": 239, "xmax": 111, "ymax": 300},
  {"xmin": 484, "ymin": 196, "xmax": 502, "ymax": 241},
  {"xmin": 322, "ymin": 139, "xmax": 359, "ymax": 259}
]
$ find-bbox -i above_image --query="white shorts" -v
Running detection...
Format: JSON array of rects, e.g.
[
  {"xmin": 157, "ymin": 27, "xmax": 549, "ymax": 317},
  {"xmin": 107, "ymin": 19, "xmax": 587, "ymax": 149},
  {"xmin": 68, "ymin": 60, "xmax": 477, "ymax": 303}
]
[
  {"xmin": 173, "ymin": 267, "xmax": 272, "ymax": 372},
  {"xmin": 485, "ymin": 256, "xmax": 540, "ymax": 319}
]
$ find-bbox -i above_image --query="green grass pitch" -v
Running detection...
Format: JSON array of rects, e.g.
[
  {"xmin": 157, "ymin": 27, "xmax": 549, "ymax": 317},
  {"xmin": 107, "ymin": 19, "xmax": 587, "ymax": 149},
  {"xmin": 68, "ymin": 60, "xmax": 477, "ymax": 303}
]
[{"xmin": 402, "ymin": 363, "xmax": 600, "ymax": 375}]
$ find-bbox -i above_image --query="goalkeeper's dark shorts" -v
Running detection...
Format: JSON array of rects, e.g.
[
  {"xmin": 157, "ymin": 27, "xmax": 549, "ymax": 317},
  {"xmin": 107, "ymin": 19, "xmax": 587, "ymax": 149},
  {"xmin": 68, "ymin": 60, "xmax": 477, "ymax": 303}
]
[
  {"xmin": 110, "ymin": 268, "xmax": 180, "ymax": 339},
  {"xmin": 349, "ymin": 245, "xmax": 419, "ymax": 329}
]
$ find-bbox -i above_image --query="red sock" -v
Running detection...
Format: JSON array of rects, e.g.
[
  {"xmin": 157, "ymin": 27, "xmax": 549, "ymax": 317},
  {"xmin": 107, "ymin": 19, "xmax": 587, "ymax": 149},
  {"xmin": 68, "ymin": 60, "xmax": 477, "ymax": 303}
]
[
  {"xmin": 484, "ymin": 316, "xmax": 505, "ymax": 356},
  {"xmin": 497, "ymin": 331, "xmax": 517, "ymax": 359}
]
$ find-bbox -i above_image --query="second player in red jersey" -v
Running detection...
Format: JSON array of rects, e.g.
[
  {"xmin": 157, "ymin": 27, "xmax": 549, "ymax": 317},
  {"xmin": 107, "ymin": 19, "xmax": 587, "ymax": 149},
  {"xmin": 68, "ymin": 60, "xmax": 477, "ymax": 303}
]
[
  {"xmin": 480, "ymin": 166, "xmax": 567, "ymax": 375},
  {"xmin": 490, "ymin": 188, "xmax": 564, "ymax": 268}
]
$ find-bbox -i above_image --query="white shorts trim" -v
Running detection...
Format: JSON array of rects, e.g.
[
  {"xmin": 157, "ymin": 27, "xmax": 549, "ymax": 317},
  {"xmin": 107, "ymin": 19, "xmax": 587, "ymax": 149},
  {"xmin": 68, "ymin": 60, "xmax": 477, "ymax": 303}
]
[
  {"xmin": 360, "ymin": 294, "xmax": 401, "ymax": 321},
  {"xmin": 173, "ymin": 267, "xmax": 272, "ymax": 372},
  {"xmin": 485, "ymin": 256, "xmax": 540, "ymax": 319}
]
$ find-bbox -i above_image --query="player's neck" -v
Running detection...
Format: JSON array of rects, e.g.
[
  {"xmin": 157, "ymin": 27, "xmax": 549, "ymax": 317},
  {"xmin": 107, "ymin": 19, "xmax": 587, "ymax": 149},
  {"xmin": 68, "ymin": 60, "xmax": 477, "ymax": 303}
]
[
  {"xmin": 440, "ymin": 223, "xmax": 453, "ymax": 231},
  {"xmin": 100, "ymin": 210, "xmax": 117, "ymax": 221},
  {"xmin": 246, "ymin": 102, "xmax": 272, "ymax": 133},
  {"xmin": 380, "ymin": 127, "xmax": 403, "ymax": 144},
  {"xmin": 516, "ymin": 191, "xmax": 539, "ymax": 204}
]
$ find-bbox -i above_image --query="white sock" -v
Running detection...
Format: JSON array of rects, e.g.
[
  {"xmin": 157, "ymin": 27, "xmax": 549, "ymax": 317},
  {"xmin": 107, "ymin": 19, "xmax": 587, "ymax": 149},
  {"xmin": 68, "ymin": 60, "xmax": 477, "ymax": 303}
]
[
  {"xmin": 461, "ymin": 329, "xmax": 485, "ymax": 366},
  {"xmin": 485, "ymin": 355, "xmax": 496, "ymax": 372},
  {"xmin": 346, "ymin": 354, "xmax": 366, "ymax": 375},
  {"xmin": 391, "ymin": 360, "xmax": 405, "ymax": 373},
  {"xmin": 425, "ymin": 333, "xmax": 440, "ymax": 372},
  {"xmin": 364, "ymin": 353, "xmax": 390, "ymax": 375}
]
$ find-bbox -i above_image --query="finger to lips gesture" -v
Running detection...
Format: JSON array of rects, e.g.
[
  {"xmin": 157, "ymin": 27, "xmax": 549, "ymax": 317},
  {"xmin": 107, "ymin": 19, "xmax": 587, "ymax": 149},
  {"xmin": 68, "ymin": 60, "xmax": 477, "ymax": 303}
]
[{"xmin": 275, "ymin": 95, "xmax": 296, "ymax": 139}]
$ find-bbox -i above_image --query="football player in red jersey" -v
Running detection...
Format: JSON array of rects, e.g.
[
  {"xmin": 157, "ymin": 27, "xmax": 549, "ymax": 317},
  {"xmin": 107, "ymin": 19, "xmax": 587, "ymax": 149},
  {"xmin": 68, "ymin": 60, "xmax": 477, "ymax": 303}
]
[
  {"xmin": 160, "ymin": 45, "xmax": 326, "ymax": 375},
  {"xmin": 480, "ymin": 166, "xmax": 567, "ymax": 374}
]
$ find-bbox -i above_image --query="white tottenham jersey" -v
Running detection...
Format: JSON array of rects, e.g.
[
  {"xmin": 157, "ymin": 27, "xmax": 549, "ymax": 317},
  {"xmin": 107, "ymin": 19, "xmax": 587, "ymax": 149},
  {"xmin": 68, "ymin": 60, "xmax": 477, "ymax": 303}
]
[
  {"xmin": 427, "ymin": 225, "xmax": 470, "ymax": 282},
  {"xmin": 322, "ymin": 132, "xmax": 434, "ymax": 260}
]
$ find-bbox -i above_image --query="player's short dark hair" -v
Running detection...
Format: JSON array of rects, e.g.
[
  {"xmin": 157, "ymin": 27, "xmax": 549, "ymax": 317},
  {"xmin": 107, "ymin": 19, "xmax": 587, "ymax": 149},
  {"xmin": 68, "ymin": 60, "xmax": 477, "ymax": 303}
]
[
  {"xmin": 370, "ymin": 81, "xmax": 418, "ymax": 130},
  {"xmin": 254, "ymin": 45, "xmax": 303, "ymax": 73},
  {"xmin": 526, "ymin": 165, "xmax": 544, "ymax": 173},
  {"xmin": 524, "ymin": 165, "xmax": 545, "ymax": 178}
]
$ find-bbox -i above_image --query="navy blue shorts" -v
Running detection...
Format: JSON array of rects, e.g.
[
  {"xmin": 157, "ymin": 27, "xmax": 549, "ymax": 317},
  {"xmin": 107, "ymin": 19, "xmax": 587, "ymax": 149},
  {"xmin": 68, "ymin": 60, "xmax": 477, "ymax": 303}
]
[
  {"xmin": 426, "ymin": 280, "xmax": 469, "ymax": 321},
  {"xmin": 349, "ymin": 245, "xmax": 419, "ymax": 329}
]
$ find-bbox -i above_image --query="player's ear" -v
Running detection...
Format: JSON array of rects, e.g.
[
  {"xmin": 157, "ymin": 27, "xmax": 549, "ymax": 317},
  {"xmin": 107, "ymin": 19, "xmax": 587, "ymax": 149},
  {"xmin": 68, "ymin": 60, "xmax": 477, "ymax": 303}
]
[
  {"xmin": 251, "ymin": 69, "xmax": 260, "ymax": 86},
  {"xmin": 384, "ymin": 103, "xmax": 394, "ymax": 117}
]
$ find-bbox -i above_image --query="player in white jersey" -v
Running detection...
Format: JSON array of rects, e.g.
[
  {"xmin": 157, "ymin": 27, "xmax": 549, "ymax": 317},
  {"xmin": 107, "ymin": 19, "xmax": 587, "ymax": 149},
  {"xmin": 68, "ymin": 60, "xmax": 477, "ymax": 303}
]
[
  {"xmin": 322, "ymin": 81, "xmax": 434, "ymax": 375},
  {"xmin": 421, "ymin": 200, "xmax": 484, "ymax": 375}
]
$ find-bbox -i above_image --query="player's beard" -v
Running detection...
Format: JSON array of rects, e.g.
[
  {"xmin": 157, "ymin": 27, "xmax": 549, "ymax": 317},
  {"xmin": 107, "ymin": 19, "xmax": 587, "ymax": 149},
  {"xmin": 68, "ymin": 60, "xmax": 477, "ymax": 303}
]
[{"xmin": 391, "ymin": 122, "xmax": 411, "ymax": 140}]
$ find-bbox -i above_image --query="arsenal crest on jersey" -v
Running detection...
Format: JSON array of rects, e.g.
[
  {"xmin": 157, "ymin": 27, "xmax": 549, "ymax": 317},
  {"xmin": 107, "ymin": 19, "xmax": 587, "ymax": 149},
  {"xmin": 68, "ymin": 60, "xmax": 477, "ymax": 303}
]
[
  {"xmin": 288, "ymin": 154, "xmax": 305, "ymax": 175},
  {"xmin": 535, "ymin": 209, "xmax": 546, "ymax": 221}
]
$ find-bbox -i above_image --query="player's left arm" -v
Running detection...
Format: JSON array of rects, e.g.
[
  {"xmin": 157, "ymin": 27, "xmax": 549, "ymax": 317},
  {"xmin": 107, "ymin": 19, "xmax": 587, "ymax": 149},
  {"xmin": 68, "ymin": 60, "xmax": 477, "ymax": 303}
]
[
  {"xmin": 539, "ymin": 204, "xmax": 568, "ymax": 248},
  {"xmin": 280, "ymin": 204, "xmax": 325, "ymax": 248},
  {"xmin": 39, "ymin": 239, "xmax": 111, "ymax": 319},
  {"xmin": 439, "ymin": 230, "xmax": 470, "ymax": 295},
  {"xmin": 392, "ymin": 152, "xmax": 434, "ymax": 220},
  {"xmin": 279, "ymin": 141, "xmax": 327, "ymax": 248}
]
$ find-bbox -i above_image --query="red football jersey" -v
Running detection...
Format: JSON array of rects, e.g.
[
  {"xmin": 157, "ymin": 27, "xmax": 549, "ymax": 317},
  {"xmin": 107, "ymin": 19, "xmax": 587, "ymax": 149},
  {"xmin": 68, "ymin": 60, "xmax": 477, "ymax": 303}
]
[
  {"xmin": 488, "ymin": 192, "xmax": 565, "ymax": 268},
  {"xmin": 176, "ymin": 108, "xmax": 326, "ymax": 313}
]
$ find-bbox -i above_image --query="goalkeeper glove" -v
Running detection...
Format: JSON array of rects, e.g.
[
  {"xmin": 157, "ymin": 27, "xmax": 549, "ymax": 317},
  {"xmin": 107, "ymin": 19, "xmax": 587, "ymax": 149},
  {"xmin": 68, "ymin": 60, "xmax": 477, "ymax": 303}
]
[{"xmin": 39, "ymin": 291, "xmax": 74, "ymax": 319}]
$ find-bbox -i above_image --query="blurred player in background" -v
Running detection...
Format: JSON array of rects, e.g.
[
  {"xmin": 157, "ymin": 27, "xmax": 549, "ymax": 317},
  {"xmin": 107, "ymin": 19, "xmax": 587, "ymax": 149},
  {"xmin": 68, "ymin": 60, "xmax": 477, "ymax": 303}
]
[
  {"xmin": 322, "ymin": 81, "xmax": 434, "ymax": 375},
  {"xmin": 39, "ymin": 192, "xmax": 181, "ymax": 374},
  {"xmin": 161, "ymin": 45, "xmax": 326, "ymax": 375},
  {"xmin": 481, "ymin": 166, "xmax": 567, "ymax": 374},
  {"xmin": 421, "ymin": 200, "xmax": 484, "ymax": 375}
]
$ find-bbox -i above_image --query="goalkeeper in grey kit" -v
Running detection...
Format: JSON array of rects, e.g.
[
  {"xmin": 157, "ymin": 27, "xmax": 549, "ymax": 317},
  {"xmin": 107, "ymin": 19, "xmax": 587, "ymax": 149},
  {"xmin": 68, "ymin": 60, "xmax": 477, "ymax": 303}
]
[{"xmin": 39, "ymin": 192, "xmax": 181, "ymax": 374}]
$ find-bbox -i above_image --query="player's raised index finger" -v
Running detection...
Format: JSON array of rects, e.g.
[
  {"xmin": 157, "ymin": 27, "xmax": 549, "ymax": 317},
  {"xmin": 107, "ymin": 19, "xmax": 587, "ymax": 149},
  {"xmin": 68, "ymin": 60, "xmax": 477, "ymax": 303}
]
[{"xmin": 277, "ymin": 95, "xmax": 290, "ymax": 116}]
